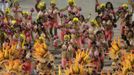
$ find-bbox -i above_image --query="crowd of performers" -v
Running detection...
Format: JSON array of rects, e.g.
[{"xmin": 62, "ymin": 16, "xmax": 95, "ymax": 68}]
[{"xmin": 0, "ymin": 0, "xmax": 133, "ymax": 75}]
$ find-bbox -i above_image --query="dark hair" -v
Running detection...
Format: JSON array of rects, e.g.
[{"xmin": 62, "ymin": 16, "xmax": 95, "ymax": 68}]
[
  {"xmin": 125, "ymin": 14, "xmax": 132, "ymax": 21},
  {"xmin": 96, "ymin": 30, "xmax": 103, "ymax": 35},
  {"xmin": 79, "ymin": 15, "xmax": 85, "ymax": 22},
  {"xmin": 106, "ymin": 2, "xmax": 114, "ymax": 10},
  {"xmin": 132, "ymin": 21, "xmax": 134, "ymax": 26},
  {"xmin": 95, "ymin": 16, "xmax": 101, "ymax": 19},
  {"xmin": 95, "ymin": 16, "xmax": 102, "ymax": 22},
  {"xmin": 127, "ymin": 30, "xmax": 134, "ymax": 37}
]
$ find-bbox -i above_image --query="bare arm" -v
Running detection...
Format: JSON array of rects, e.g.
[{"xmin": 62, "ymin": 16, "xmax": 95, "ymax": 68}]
[
  {"xmin": 128, "ymin": 0, "xmax": 132, "ymax": 4},
  {"xmin": 95, "ymin": 0, "xmax": 99, "ymax": 4},
  {"xmin": 60, "ymin": 6, "xmax": 67, "ymax": 12},
  {"xmin": 128, "ymin": 0, "xmax": 134, "ymax": 10},
  {"xmin": 0, "ymin": 9, "xmax": 4, "ymax": 15},
  {"xmin": 95, "ymin": 0, "xmax": 100, "ymax": 13}
]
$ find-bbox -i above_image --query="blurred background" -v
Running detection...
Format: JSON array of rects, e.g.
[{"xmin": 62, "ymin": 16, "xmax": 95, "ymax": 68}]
[
  {"xmin": 0, "ymin": 0, "xmax": 129, "ymax": 19},
  {"xmin": 0, "ymin": 0, "xmax": 127, "ymax": 40},
  {"xmin": 19, "ymin": 0, "xmax": 128, "ymax": 18}
]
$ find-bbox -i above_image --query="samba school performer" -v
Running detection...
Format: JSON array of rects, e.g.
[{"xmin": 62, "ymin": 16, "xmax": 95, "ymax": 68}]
[{"xmin": 47, "ymin": 0, "xmax": 61, "ymax": 37}]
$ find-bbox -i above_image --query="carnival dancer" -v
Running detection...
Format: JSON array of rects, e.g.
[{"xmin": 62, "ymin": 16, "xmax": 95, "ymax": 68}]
[
  {"xmin": 36, "ymin": 1, "xmax": 50, "ymax": 39},
  {"xmin": 48, "ymin": 0, "xmax": 60, "ymax": 37},
  {"xmin": 117, "ymin": 4, "xmax": 131, "ymax": 46},
  {"xmin": 60, "ymin": 0, "xmax": 80, "ymax": 20},
  {"xmin": 104, "ymin": 20, "xmax": 114, "ymax": 47},
  {"xmin": 95, "ymin": 0, "xmax": 106, "ymax": 15},
  {"xmin": 35, "ymin": 0, "xmax": 41, "ymax": 12},
  {"xmin": 71, "ymin": 17, "xmax": 83, "ymax": 48},
  {"xmin": 96, "ymin": 0, "xmax": 117, "ymax": 28}
]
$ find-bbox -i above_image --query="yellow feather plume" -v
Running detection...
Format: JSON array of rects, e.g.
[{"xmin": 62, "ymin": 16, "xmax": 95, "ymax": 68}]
[
  {"xmin": 20, "ymin": 34, "xmax": 26, "ymax": 49},
  {"xmin": 33, "ymin": 38, "xmax": 48, "ymax": 59},
  {"xmin": 117, "ymin": 37, "xmax": 121, "ymax": 47},
  {"xmin": 37, "ymin": 1, "xmax": 46, "ymax": 9},
  {"xmin": 5, "ymin": 8, "xmax": 10, "ymax": 14},
  {"xmin": 0, "ymin": 51, "xmax": 4, "ymax": 61},
  {"xmin": 64, "ymin": 49, "xmax": 93, "ymax": 74},
  {"xmin": 51, "ymin": 0, "xmax": 57, "ymax": 4},
  {"xmin": 58, "ymin": 65, "xmax": 62, "ymax": 75},
  {"xmin": 111, "ymin": 39, "xmax": 120, "ymax": 51},
  {"xmin": 68, "ymin": 0, "xmax": 75, "ymax": 4}
]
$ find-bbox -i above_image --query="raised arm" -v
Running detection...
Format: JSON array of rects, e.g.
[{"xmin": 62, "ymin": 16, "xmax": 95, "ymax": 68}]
[
  {"xmin": 0, "ymin": 9, "xmax": 4, "ymax": 15},
  {"xmin": 95, "ymin": 0, "xmax": 100, "ymax": 13},
  {"xmin": 128, "ymin": 0, "xmax": 134, "ymax": 10},
  {"xmin": 128, "ymin": 0, "xmax": 132, "ymax": 4},
  {"xmin": 95, "ymin": 0, "xmax": 99, "ymax": 4},
  {"xmin": 60, "ymin": 6, "xmax": 68, "ymax": 12}
]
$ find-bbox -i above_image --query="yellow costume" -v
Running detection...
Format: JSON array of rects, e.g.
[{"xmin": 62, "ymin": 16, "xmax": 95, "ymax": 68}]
[
  {"xmin": 0, "ymin": 51, "xmax": 4, "ymax": 61},
  {"xmin": 33, "ymin": 36, "xmax": 48, "ymax": 59},
  {"xmin": 109, "ymin": 38, "xmax": 121, "ymax": 60},
  {"xmin": 62, "ymin": 49, "xmax": 92, "ymax": 75},
  {"xmin": 33, "ymin": 38, "xmax": 54, "ymax": 75}
]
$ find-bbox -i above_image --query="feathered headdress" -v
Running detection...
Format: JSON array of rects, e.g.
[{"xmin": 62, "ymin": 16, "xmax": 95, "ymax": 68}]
[
  {"xmin": 22, "ymin": 11, "xmax": 29, "ymax": 15},
  {"xmin": 68, "ymin": 0, "xmax": 75, "ymax": 5},
  {"xmin": 51, "ymin": 0, "xmax": 57, "ymax": 4},
  {"xmin": 37, "ymin": 1, "xmax": 46, "ymax": 9},
  {"xmin": 11, "ymin": 20, "xmax": 17, "ymax": 25},
  {"xmin": 20, "ymin": 33, "xmax": 26, "ymax": 49},
  {"xmin": 122, "ymin": 3, "xmax": 128, "ymax": 10},
  {"xmin": 109, "ymin": 38, "xmax": 121, "ymax": 60},
  {"xmin": 73, "ymin": 17, "xmax": 79, "ymax": 22},
  {"xmin": 90, "ymin": 19, "xmax": 99, "ymax": 27},
  {"xmin": 99, "ymin": 3, "xmax": 105, "ymax": 9},
  {"xmin": 5, "ymin": 8, "xmax": 11, "ymax": 14}
]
